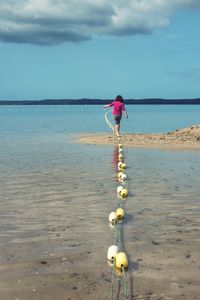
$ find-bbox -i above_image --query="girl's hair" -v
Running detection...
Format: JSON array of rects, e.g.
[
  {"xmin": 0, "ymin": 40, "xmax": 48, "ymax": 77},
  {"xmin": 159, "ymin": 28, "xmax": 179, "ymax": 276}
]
[{"xmin": 115, "ymin": 95, "xmax": 124, "ymax": 103}]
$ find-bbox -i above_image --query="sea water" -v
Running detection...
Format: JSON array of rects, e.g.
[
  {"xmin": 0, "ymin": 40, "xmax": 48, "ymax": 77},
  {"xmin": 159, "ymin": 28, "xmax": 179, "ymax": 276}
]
[
  {"xmin": 0, "ymin": 105, "xmax": 200, "ymax": 299},
  {"xmin": 0, "ymin": 104, "xmax": 200, "ymax": 241}
]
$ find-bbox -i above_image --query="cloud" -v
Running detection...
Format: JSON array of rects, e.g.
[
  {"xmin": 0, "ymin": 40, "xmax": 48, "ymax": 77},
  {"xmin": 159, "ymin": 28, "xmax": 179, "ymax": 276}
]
[{"xmin": 0, "ymin": 0, "xmax": 199, "ymax": 45}]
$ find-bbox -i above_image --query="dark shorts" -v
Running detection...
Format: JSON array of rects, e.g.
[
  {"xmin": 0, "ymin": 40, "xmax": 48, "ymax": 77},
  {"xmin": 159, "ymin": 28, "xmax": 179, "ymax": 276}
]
[{"xmin": 114, "ymin": 114, "xmax": 122, "ymax": 125}]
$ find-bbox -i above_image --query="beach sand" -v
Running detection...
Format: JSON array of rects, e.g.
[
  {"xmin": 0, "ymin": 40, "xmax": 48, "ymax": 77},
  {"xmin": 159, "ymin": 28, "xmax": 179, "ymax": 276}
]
[
  {"xmin": 75, "ymin": 125, "xmax": 200, "ymax": 150},
  {"xmin": 1, "ymin": 166, "xmax": 200, "ymax": 300}
]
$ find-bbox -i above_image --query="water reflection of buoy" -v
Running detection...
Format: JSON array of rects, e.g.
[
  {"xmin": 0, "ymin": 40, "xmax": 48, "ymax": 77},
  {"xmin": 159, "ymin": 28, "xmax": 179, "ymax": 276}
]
[
  {"xmin": 116, "ymin": 208, "xmax": 125, "ymax": 220},
  {"xmin": 107, "ymin": 245, "xmax": 118, "ymax": 262},
  {"xmin": 121, "ymin": 188, "xmax": 128, "ymax": 199},
  {"xmin": 115, "ymin": 252, "xmax": 128, "ymax": 270}
]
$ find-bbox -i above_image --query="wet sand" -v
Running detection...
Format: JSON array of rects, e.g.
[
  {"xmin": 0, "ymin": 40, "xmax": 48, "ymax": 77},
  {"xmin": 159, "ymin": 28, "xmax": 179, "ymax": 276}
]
[
  {"xmin": 1, "ymin": 134, "xmax": 200, "ymax": 299},
  {"xmin": 75, "ymin": 125, "xmax": 200, "ymax": 150}
]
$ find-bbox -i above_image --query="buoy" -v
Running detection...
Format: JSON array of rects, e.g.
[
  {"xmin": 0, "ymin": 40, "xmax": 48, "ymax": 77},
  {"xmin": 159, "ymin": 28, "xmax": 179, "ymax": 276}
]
[
  {"xmin": 121, "ymin": 162, "xmax": 126, "ymax": 170},
  {"xmin": 115, "ymin": 252, "xmax": 128, "ymax": 269},
  {"xmin": 116, "ymin": 208, "xmax": 125, "ymax": 220},
  {"xmin": 117, "ymin": 185, "xmax": 123, "ymax": 195},
  {"xmin": 117, "ymin": 171, "xmax": 123, "ymax": 179},
  {"xmin": 118, "ymin": 161, "xmax": 123, "ymax": 169},
  {"xmin": 118, "ymin": 148, "xmax": 123, "ymax": 153},
  {"xmin": 121, "ymin": 188, "xmax": 128, "ymax": 199},
  {"xmin": 118, "ymin": 154, "xmax": 123, "ymax": 161},
  {"xmin": 118, "ymin": 161, "xmax": 122, "ymax": 167},
  {"xmin": 118, "ymin": 144, "xmax": 122, "ymax": 149},
  {"xmin": 107, "ymin": 259, "xmax": 114, "ymax": 267},
  {"xmin": 109, "ymin": 222, "xmax": 115, "ymax": 229},
  {"xmin": 109, "ymin": 212, "xmax": 117, "ymax": 223},
  {"xmin": 107, "ymin": 245, "xmax": 118, "ymax": 261},
  {"xmin": 121, "ymin": 173, "xmax": 127, "ymax": 181}
]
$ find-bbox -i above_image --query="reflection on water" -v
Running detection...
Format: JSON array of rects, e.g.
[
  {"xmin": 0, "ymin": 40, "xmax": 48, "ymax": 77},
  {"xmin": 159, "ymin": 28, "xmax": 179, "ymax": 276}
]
[{"xmin": 112, "ymin": 146, "xmax": 119, "ymax": 172}]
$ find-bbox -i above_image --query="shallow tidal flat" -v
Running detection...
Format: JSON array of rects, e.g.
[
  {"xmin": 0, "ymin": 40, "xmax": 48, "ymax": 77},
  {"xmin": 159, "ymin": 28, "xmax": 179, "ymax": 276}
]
[{"xmin": 0, "ymin": 145, "xmax": 200, "ymax": 300}]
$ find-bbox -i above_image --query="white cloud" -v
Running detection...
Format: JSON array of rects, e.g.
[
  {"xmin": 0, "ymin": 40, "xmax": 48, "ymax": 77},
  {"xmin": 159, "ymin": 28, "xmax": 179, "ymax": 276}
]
[{"xmin": 0, "ymin": 0, "xmax": 199, "ymax": 45}]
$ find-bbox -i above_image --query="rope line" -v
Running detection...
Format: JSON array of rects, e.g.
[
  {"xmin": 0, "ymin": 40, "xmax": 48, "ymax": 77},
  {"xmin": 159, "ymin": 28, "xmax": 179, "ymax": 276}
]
[
  {"xmin": 114, "ymin": 221, "xmax": 123, "ymax": 251},
  {"xmin": 105, "ymin": 110, "xmax": 115, "ymax": 132},
  {"xmin": 110, "ymin": 262, "xmax": 115, "ymax": 300},
  {"xmin": 122, "ymin": 267, "xmax": 127, "ymax": 299},
  {"xmin": 105, "ymin": 110, "xmax": 129, "ymax": 299}
]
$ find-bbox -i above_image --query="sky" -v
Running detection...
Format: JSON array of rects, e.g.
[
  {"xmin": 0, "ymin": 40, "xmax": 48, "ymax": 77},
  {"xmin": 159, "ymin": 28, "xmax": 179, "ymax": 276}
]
[{"xmin": 0, "ymin": 0, "xmax": 200, "ymax": 100}]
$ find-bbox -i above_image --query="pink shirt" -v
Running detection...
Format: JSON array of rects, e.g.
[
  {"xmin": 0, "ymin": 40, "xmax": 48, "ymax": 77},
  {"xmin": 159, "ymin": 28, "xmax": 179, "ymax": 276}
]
[{"xmin": 109, "ymin": 101, "xmax": 125, "ymax": 115}]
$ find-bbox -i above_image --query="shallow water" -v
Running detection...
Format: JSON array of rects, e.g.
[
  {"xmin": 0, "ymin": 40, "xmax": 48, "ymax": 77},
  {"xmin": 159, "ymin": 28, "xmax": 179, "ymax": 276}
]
[{"xmin": 0, "ymin": 105, "xmax": 200, "ymax": 299}]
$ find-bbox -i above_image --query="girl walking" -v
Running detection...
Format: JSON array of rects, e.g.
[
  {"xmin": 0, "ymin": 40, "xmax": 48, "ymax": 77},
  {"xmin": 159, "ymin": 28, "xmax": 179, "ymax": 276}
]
[{"xmin": 104, "ymin": 95, "xmax": 128, "ymax": 136}]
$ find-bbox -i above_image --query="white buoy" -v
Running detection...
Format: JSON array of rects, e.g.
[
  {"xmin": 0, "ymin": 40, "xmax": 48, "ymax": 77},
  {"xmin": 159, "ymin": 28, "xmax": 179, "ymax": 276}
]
[
  {"xmin": 118, "ymin": 162, "xmax": 123, "ymax": 170},
  {"xmin": 117, "ymin": 186, "xmax": 123, "ymax": 195},
  {"xmin": 107, "ymin": 245, "xmax": 118, "ymax": 261},
  {"xmin": 121, "ymin": 173, "xmax": 127, "ymax": 181},
  {"xmin": 109, "ymin": 222, "xmax": 115, "ymax": 229},
  {"xmin": 109, "ymin": 212, "xmax": 117, "ymax": 223}
]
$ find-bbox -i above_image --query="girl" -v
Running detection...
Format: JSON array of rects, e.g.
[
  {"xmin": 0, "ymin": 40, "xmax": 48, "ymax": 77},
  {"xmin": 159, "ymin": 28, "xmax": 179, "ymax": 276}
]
[{"xmin": 104, "ymin": 95, "xmax": 128, "ymax": 136}]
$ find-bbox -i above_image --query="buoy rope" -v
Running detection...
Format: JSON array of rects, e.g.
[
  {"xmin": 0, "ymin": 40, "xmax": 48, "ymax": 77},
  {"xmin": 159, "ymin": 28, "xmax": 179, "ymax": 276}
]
[
  {"xmin": 110, "ymin": 262, "xmax": 115, "ymax": 300},
  {"xmin": 118, "ymin": 199, "xmax": 125, "ymax": 210},
  {"xmin": 104, "ymin": 111, "xmax": 129, "ymax": 299},
  {"xmin": 114, "ymin": 221, "xmax": 122, "ymax": 251},
  {"xmin": 104, "ymin": 110, "xmax": 115, "ymax": 132},
  {"xmin": 122, "ymin": 266, "xmax": 127, "ymax": 299}
]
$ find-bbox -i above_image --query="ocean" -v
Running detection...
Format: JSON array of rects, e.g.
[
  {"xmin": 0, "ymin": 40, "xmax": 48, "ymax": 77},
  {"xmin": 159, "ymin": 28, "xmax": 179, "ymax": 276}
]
[{"xmin": 0, "ymin": 105, "xmax": 200, "ymax": 300}]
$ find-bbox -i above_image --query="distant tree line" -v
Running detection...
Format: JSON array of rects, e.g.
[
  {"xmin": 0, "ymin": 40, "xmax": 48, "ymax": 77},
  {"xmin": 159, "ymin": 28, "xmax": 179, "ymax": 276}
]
[{"xmin": 0, "ymin": 98, "xmax": 200, "ymax": 105}]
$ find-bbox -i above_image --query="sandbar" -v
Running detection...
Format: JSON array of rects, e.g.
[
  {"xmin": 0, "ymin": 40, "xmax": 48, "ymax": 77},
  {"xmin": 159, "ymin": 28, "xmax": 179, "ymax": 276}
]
[{"xmin": 75, "ymin": 125, "xmax": 200, "ymax": 150}]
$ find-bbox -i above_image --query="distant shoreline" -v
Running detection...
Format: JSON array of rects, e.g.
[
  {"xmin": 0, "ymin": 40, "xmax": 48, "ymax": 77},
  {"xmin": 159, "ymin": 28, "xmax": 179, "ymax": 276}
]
[{"xmin": 0, "ymin": 98, "xmax": 200, "ymax": 105}]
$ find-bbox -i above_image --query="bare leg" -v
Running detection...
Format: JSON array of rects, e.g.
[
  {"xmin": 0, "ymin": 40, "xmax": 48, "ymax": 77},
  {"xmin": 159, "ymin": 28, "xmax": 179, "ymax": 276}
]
[{"xmin": 115, "ymin": 124, "xmax": 120, "ymax": 136}]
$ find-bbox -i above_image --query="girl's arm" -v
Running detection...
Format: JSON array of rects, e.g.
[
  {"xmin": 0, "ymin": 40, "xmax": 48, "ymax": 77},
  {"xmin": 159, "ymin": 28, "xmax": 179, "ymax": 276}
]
[
  {"xmin": 123, "ymin": 109, "xmax": 128, "ymax": 119},
  {"xmin": 104, "ymin": 102, "xmax": 114, "ymax": 109},
  {"xmin": 122, "ymin": 103, "xmax": 128, "ymax": 119}
]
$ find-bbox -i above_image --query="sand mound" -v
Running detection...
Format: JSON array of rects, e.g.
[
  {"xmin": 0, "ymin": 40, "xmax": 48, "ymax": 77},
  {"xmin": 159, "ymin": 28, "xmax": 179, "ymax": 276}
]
[
  {"xmin": 168, "ymin": 125, "xmax": 200, "ymax": 142},
  {"xmin": 75, "ymin": 125, "xmax": 200, "ymax": 149}
]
